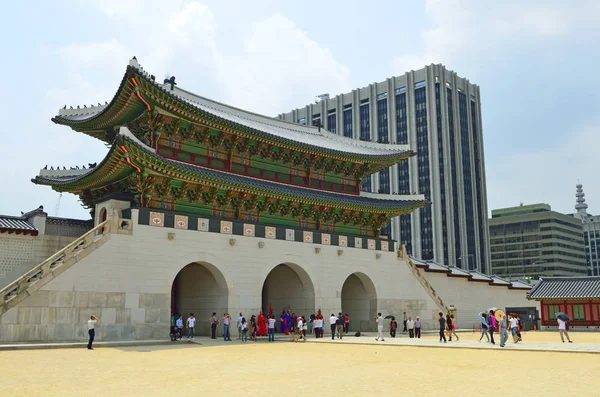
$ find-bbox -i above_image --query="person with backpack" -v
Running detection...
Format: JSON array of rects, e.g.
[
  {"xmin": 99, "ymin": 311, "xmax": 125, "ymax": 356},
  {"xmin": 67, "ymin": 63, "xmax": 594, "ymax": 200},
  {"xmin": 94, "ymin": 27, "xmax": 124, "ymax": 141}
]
[{"xmin": 478, "ymin": 312, "xmax": 489, "ymax": 342}]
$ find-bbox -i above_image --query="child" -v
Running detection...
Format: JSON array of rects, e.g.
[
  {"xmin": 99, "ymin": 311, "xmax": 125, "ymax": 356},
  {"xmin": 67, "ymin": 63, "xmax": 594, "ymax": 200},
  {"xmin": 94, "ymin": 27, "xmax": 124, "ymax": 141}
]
[{"xmin": 241, "ymin": 317, "xmax": 248, "ymax": 342}]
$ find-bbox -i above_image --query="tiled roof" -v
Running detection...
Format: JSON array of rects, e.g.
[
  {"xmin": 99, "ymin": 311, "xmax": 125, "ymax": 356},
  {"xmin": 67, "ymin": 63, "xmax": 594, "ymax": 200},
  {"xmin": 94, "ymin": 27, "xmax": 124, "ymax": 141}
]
[
  {"xmin": 53, "ymin": 59, "xmax": 414, "ymax": 161},
  {"xmin": 34, "ymin": 133, "xmax": 429, "ymax": 213},
  {"xmin": 0, "ymin": 216, "xmax": 38, "ymax": 235},
  {"xmin": 527, "ymin": 277, "xmax": 600, "ymax": 300}
]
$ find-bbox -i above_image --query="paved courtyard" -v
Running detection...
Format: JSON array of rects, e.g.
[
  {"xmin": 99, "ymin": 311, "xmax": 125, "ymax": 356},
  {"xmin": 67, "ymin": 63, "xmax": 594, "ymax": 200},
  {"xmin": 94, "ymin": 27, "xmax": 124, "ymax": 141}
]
[{"xmin": 1, "ymin": 331, "xmax": 598, "ymax": 396}]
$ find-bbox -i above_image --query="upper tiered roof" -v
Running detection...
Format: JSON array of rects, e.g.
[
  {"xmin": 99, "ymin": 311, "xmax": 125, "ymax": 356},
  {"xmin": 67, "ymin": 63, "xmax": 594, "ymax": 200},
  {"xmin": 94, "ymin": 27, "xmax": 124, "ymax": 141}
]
[{"xmin": 53, "ymin": 58, "xmax": 414, "ymax": 166}]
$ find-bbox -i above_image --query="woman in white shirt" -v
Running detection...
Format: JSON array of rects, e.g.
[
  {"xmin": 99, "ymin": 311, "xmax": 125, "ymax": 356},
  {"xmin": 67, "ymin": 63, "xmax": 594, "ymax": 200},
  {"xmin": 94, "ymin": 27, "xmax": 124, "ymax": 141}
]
[
  {"xmin": 509, "ymin": 314, "xmax": 519, "ymax": 343},
  {"xmin": 557, "ymin": 318, "xmax": 573, "ymax": 343}
]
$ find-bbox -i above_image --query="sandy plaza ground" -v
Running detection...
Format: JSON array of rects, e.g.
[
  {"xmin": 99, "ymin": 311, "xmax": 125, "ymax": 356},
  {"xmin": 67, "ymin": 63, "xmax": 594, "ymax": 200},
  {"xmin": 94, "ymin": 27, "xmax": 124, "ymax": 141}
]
[{"xmin": 1, "ymin": 331, "xmax": 598, "ymax": 397}]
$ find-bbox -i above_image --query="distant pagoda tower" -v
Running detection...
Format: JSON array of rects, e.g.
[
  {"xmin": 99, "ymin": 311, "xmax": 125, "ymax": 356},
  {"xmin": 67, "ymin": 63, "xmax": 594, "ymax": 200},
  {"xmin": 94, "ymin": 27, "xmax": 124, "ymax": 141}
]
[
  {"xmin": 574, "ymin": 183, "xmax": 589, "ymax": 220},
  {"xmin": 34, "ymin": 58, "xmax": 428, "ymax": 238}
]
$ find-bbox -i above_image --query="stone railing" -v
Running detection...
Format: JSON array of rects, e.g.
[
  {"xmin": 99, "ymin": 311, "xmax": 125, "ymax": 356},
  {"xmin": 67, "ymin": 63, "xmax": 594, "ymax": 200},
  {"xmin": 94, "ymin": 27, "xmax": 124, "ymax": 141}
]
[
  {"xmin": 0, "ymin": 214, "xmax": 133, "ymax": 316},
  {"xmin": 399, "ymin": 245, "xmax": 453, "ymax": 315}
]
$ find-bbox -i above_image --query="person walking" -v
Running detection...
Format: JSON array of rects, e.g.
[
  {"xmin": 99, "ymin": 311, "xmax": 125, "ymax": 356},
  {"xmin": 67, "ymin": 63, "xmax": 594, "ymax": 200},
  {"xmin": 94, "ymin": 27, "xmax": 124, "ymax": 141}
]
[
  {"xmin": 450, "ymin": 315, "xmax": 459, "ymax": 341},
  {"xmin": 241, "ymin": 317, "xmax": 248, "ymax": 342},
  {"xmin": 509, "ymin": 314, "xmax": 519, "ymax": 343},
  {"xmin": 250, "ymin": 315, "xmax": 257, "ymax": 342},
  {"xmin": 407, "ymin": 316, "xmax": 415, "ymax": 338},
  {"xmin": 223, "ymin": 313, "xmax": 232, "ymax": 341},
  {"xmin": 176, "ymin": 315, "xmax": 184, "ymax": 340},
  {"xmin": 237, "ymin": 312, "xmax": 243, "ymax": 340},
  {"xmin": 488, "ymin": 310, "xmax": 496, "ymax": 345},
  {"xmin": 297, "ymin": 316, "xmax": 306, "ymax": 342},
  {"xmin": 558, "ymin": 317, "xmax": 573, "ymax": 343},
  {"xmin": 499, "ymin": 315, "xmax": 509, "ymax": 347},
  {"xmin": 267, "ymin": 315, "xmax": 276, "ymax": 342},
  {"xmin": 344, "ymin": 314, "xmax": 350, "ymax": 335},
  {"xmin": 210, "ymin": 312, "xmax": 219, "ymax": 339},
  {"xmin": 87, "ymin": 315, "xmax": 98, "ymax": 350},
  {"xmin": 336, "ymin": 312, "xmax": 344, "ymax": 339},
  {"xmin": 389, "ymin": 317, "xmax": 397, "ymax": 338},
  {"xmin": 478, "ymin": 312, "xmax": 489, "ymax": 342},
  {"xmin": 186, "ymin": 313, "xmax": 196, "ymax": 340},
  {"xmin": 329, "ymin": 314, "xmax": 337, "ymax": 340},
  {"xmin": 414, "ymin": 317, "xmax": 422, "ymax": 338},
  {"xmin": 438, "ymin": 312, "xmax": 447, "ymax": 343},
  {"xmin": 402, "ymin": 312, "xmax": 408, "ymax": 332},
  {"xmin": 446, "ymin": 314, "xmax": 453, "ymax": 341},
  {"xmin": 516, "ymin": 315, "xmax": 523, "ymax": 342},
  {"xmin": 375, "ymin": 312, "xmax": 385, "ymax": 341}
]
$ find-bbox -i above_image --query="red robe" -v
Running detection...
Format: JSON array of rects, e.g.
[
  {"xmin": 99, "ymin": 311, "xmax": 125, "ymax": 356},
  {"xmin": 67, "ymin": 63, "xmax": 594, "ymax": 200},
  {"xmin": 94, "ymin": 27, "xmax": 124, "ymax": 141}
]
[{"xmin": 257, "ymin": 313, "xmax": 267, "ymax": 336}]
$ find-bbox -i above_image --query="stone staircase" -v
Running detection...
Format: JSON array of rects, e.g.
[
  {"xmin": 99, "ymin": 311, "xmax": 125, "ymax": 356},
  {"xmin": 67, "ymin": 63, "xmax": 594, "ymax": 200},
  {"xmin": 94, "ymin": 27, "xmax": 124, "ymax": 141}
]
[
  {"xmin": 397, "ymin": 245, "xmax": 453, "ymax": 314},
  {"xmin": 0, "ymin": 213, "xmax": 133, "ymax": 317}
]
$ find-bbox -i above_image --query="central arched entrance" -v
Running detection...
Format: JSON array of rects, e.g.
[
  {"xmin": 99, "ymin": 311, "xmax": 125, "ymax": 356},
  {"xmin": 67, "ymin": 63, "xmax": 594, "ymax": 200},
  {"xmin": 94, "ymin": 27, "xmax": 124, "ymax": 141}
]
[
  {"xmin": 341, "ymin": 273, "xmax": 377, "ymax": 332},
  {"xmin": 171, "ymin": 262, "xmax": 228, "ymax": 336},
  {"xmin": 261, "ymin": 263, "xmax": 315, "ymax": 330}
]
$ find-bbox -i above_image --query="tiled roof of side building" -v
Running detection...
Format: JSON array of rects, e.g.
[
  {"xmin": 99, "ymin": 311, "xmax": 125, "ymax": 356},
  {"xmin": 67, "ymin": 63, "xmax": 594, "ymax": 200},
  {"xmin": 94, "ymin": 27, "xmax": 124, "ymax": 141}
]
[
  {"xmin": 527, "ymin": 276, "xmax": 600, "ymax": 300},
  {"xmin": 53, "ymin": 58, "xmax": 414, "ymax": 160},
  {"xmin": 34, "ymin": 134, "xmax": 429, "ymax": 213},
  {"xmin": 0, "ymin": 216, "xmax": 38, "ymax": 235}
]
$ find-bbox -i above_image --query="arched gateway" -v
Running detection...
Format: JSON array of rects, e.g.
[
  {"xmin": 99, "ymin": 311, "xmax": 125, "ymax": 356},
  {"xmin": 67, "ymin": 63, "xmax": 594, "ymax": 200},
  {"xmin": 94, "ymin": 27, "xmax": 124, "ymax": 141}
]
[
  {"xmin": 262, "ymin": 263, "xmax": 315, "ymax": 321},
  {"xmin": 341, "ymin": 273, "xmax": 377, "ymax": 332},
  {"xmin": 171, "ymin": 262, "xmax": 228, "ymax": 336}
]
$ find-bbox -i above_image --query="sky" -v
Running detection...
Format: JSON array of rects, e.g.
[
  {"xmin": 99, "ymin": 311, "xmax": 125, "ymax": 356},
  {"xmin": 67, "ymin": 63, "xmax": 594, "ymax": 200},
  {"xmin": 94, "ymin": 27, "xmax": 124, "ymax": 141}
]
[{"xmin": 0, "ymin": 0, "xmax": 599, "ymax": 220}]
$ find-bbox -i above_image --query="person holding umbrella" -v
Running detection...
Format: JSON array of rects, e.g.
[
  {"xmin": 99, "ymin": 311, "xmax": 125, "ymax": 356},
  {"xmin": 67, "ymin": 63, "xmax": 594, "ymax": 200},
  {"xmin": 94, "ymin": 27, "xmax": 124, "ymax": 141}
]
[{"xmin": 557, "ymin": 312, "xmax": 573, "ymax": 343}]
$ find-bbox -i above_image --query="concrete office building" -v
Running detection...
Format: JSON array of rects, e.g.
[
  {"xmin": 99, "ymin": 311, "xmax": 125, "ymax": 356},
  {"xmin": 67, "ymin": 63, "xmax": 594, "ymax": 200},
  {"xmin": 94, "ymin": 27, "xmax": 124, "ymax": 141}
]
[
  {"xmin": 571, "ymin": 184, "xmax": 600, "ymax": 276},
  {"xmin": 278, "ymin": 64, "xmax": 490, "ymax": 272},
  {"xmin": 489, "ymin": 203, "xmax": 587, "ymax": 278}
]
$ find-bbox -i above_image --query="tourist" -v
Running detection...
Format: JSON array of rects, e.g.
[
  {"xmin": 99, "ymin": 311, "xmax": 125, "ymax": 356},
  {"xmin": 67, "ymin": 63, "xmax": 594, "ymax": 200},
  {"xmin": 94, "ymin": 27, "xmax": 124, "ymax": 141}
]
[
  {"xmin": 414, "ymin": 317, "xmax": 422, "ymax": 338},
  {"xmin": 316, "ymin": 310, "xmax": 324, "ymax": 338},
  {"xmin": 557, "ymin": 317, "xmax": 573, "ymax": 343},
  {"xmin": 309, "ymin": 314, "xmax": 315, "ymax": 336},
  {"xmin": 445, "ymin": 314, "xmax": 451, "ymax": 340},
  {"xmin": 223, "ymin": 313, "xmax": 232, "ymax": 341},
  {"xmin": 375, "ymin": 312, "xmax": 385, "ymax": 341},
  {"xmin": 241, "ymin": 317, "xmax": 248, "ymax": 342},
  {"xmin": 450, "ymin": 315, "xmax": 459, "ymax": 341},
  {"xmin": 176, "ymin": 315, "xmax": 184, "ymax": 340},
  {"xmin": 302, "ymin": 316, "xmax": 308, "ymax": 339},
  {"xmin": 407, "ymin": 316, "xmax": 415, "ymax": 338},
  {"xmin": 329, "ymin": 313, "xmax": 337, "ymax": 340},
  {"xmin": 336, "ymin": 312, "xmax": 344, "ymax": 339},
  {"xmin": 402, "ymin": 312, "xmax": 408, "ymax": 332},
  {"xmin": 516, "ymin": 315, "xmax": 523, "ymax": 342},
  {"xmin": 187, "ymin": 313, "xmax": 196, "ymax": 341},
  {"xmin": 509, "ymin": 313, "xmax": 519, "ymax": 343},
  {"xmin": 438, "ymin": 312, "xmax": 447, "ymax": 343},
  {"xmin": 389, "ymin": 317, "xmax": 397, "ymax": 338},
  {"xmin": 237, "ymin": 312, "xmax": 243, "ymax": 340},
  {"xmin": 297, "ymin": 316, "xmax": 306, "ymax": 342},
  {"xmin": 250, "ymin": 315, "xmax": 257, "ymax": 342},
  {"xmin": 499, "ymin": 314, "xmax": 509, "ymax": 347},
  {"xmin": 281, "ymin": 310, "xmax": 291, "ymax": 335},
  {"xmin": 87, "ymin": 315, "xmax": 98, "ymax": 350},
  {"xmin": 344, "ymin": 314, "xmax": 350, "ymax": 334},
  {"xmin": 488, "ymin": 310, "xmax": 496, "ymax": 345},
  {"xmin": 478, "ymin": 313, "xmax": 489, "ymax": 342},
  {"xmin": 210, "ymin": 312, "xmax": 219, "ymax": 339},
  {"xmin": 268, "ymin": 315, "xmax": 276, "ymax": 342},
  {"xmin": 257, "ymin": 311, "xmax": 267, "ymax": 337}
]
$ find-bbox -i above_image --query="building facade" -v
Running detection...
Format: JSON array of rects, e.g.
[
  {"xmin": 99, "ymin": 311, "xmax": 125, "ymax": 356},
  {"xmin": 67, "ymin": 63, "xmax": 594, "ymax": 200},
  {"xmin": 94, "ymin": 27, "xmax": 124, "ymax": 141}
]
[
  {"xmin": 571, "ymin": 184, "xmax": 600, "ymax": 276},
  {"xmin": 278, "ymin": 64, "xmax": 490, "ymax": 272},
  {"xmin": 489, "ymin": 204, "xmax": 587, "ymax": 278},
  {"xmin": 0, "ymin": 59, "xmax": 536, "ymax": 343},
  {"xmin": 527, "ymin": 276, "xmax": 600, "ymax": 330}
]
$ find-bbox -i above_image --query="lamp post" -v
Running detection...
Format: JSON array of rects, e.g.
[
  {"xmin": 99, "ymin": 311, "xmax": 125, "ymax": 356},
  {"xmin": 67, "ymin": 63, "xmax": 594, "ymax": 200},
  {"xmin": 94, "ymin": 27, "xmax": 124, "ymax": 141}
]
[{"xmin": 458, "ymin": 254, "xmax": 474, "ymax": 270}]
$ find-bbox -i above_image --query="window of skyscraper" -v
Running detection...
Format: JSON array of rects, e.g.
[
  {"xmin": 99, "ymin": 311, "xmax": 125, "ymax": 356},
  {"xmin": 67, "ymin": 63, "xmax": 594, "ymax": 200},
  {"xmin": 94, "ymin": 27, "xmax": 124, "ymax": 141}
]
[
  {"xmin": 471, "ymin": 100, "xmax": 486, "ymax": 273},
  {"xmin": 377, "ymin": 98, "xmax": 388, "ymax": 143},
  {"xmin": 395, "ymin": 92, "xmax": 407, "ymax": 144},
  {"xmin": 435, "ymin": 83, "xmax": 449, "ymax": 265},
  {"xmin": 327, "ymin": 113, "xmax": 336, "ymax": 134},
  {"xmin": 377, "ymin": 92, "xmax": 388, "ymax": 100},
  {"xmin": 312, "ymin": 117, "xmax": 321, "ymax": 127},
  {"xmin": 395, "ymin": 87, "xmax": 406, "ymax": 94},
  {"xmin": 379, "ymin": 167, "xmax": 390, "ymax": 194},
  {"xmin": 459, "ymin": 91, "xmax": 476, "ymax": 271},
  {"xmin": 415, "ymin": 86, "xmax": 433, "ymax": 260},
  {"xmin": 361, "ymin": 176, "xmax": 372, "ymax": 192},
  {"xmin": 359, "ymin": 104, "xmax": 370, "ymax": 141},
  {"xmin": 447, "ymin": 87, "xmax": 462, "ymax": 264},
  {"xmin": 343, "ymin": 108, "xmax": 352, "ymax": 138},
  {"xmin": 415, "ymin": 81, "xmax": 426, "ymax": 88}
]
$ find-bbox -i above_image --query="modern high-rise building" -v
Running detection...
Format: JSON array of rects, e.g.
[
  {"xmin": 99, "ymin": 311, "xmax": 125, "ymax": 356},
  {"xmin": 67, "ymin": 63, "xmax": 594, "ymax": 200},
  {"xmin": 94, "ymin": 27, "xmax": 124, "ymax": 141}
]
[
  {"xmin": 571, "ymin": 184, "xmax": 600, "ymax": 276},
  {"xmin": 278, "ymin": 64, "xmax": 490, "ymax": 272},
  {"xmin": 489, "ymin": 203, "xmax": 587, "ymax": 278}
]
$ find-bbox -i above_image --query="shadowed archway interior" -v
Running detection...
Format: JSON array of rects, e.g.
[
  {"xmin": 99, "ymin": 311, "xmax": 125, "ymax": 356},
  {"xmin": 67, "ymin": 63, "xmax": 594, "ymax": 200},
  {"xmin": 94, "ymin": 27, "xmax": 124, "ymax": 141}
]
[
  {"xmin": 171, "ymin": 262, "xmax": 228, "ymax": 336},
  {"xmin": 261, "ymin": 263, "xmax": 315, "ymax": 327},
  {"xmin": 341, "ymin": 273, "xmax": 377, "ymax": 332}
]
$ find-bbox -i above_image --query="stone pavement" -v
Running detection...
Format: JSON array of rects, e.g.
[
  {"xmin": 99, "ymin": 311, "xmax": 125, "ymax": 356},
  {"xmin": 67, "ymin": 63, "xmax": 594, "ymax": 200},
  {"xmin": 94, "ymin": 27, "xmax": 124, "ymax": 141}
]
[{"xmin": 1, "ymin": 332, "xmax": 599, "ymax": 354}]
